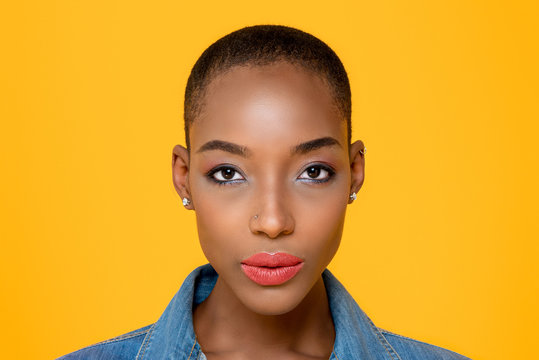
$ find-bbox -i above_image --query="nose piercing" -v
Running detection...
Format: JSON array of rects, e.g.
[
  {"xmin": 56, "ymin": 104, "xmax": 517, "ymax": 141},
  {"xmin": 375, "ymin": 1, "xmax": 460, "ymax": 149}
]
[
  {"xmin": 349, "ymin": 192, "xmax": 357, "ymax": 201},
  {"xmin": 182, "ymin": 197, "xmax": 191, "ymax": 207},
  {"xmin": 253, "ymin": 214, "xmax": 259, "ymax": 219}
]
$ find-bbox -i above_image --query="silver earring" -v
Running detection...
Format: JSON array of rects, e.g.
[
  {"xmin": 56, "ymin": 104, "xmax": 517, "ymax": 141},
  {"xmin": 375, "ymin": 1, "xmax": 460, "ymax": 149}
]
[
  {"xmin": 349, "ymin": 192, "xmax": 357, "ymax": 201},
  {"xmin": 182, "ymin": 197, "xmax": 191, "ymax": 207},
  {"xmin": 359, "ymin": 147, "xmax": 367, "ymax": 156}
]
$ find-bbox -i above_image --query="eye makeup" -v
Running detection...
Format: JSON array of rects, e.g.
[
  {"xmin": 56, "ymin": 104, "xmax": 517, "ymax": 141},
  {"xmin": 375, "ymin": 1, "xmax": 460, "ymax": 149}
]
[
  {"xmin": 297, "ymin": 163, "xmax": 336, "ymax": 184},
  {"xmin": 205, "ymin": 165, "xmax": 246, "ymax": 186},
  {"xmin": 205, "ymin": 162, "xmax": 336, "ymax": 186}
]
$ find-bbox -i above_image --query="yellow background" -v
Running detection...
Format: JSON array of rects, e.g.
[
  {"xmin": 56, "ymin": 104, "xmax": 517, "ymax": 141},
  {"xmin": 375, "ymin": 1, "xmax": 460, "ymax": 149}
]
[{"xmin": 1, "ymin": 1, "xmax": 537, "ymax": 359}]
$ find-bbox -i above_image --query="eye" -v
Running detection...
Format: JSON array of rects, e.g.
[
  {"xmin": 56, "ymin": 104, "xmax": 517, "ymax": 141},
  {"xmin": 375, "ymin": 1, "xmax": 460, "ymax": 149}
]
[
  {"xmin": 207, "ymin": 166, "xmax": 245, "ymax": 185},
  {"xmin": 297, "ymin": 164, "xmax": 335, "ymax": 183}
]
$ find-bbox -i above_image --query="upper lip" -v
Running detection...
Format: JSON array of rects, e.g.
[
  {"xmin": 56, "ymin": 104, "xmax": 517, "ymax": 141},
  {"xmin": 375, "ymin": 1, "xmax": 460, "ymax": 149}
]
[{"xmin": 241, "ymin": 252, "xmax": 304, "ymax": 267}]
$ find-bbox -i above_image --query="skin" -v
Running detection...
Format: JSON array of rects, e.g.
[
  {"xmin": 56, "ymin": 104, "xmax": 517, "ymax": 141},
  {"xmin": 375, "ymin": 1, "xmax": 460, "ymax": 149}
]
[{"xmin": 172, "ymin": 61, "xmax": 365, "ymax": 360}]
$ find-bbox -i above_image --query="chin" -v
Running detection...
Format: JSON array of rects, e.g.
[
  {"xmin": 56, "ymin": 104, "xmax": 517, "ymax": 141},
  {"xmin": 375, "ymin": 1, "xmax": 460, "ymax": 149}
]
[{"xmin": 237, "ymin": 284, "xmax": 311, "ymax": 316}]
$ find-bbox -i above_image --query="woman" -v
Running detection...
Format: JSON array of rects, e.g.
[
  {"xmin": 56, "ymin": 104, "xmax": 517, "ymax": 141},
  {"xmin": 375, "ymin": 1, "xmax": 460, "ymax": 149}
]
[{"xmin": 60, "ymin": 25, "xmax": 469, "ymax": 360}]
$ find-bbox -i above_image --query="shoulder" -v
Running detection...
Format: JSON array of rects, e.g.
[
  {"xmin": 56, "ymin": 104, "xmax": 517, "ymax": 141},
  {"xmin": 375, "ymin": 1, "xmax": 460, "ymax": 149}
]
[
  {"xmin": 57, "ymin": 324, "xmax": 153, "ymax": 360},
  {"xmin": 377, "ymin": 328, "xmax": 471, "ymax": 360}
]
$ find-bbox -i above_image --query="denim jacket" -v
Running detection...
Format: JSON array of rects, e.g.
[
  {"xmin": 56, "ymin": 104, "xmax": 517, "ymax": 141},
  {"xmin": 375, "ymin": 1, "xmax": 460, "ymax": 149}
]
[{"xmin": 59, "ymin": 264, "xmax": 470, "ymax": 360}]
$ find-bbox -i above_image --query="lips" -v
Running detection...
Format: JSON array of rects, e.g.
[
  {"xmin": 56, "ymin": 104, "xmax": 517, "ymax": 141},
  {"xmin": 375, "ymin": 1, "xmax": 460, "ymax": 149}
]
[{"xmin": 241, "ymin": 252, "xmax": 304, "ymax": 286}]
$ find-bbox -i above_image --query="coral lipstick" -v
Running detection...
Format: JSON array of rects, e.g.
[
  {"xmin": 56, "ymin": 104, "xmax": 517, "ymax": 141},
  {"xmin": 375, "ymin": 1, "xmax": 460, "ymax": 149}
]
[{"xmin": 241, "ymin": 252, "xmax": 304, "ymax": 286}]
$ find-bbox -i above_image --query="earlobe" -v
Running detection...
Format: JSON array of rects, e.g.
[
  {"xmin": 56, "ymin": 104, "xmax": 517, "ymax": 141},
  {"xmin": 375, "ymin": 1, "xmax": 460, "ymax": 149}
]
[
  {"xmin": 172, "ymin": 145, "xmax": 194, "ymax": 210},
  {"xmin": 349, "ymin": 140, "xmax": 366, "ymax": 203}
]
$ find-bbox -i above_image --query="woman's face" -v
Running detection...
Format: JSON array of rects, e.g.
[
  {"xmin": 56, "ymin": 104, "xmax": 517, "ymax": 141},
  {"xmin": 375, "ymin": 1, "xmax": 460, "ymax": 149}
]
[{"xmin": 174, "ymin": 62, "xmax": 364, "ymax": 315}]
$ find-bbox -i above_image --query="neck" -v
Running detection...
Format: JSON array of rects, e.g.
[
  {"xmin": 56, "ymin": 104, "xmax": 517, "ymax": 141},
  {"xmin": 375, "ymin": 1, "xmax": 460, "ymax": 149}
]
[{"xmin": 193, "ymin": 275, "xmax": 335, "ymax": 358}]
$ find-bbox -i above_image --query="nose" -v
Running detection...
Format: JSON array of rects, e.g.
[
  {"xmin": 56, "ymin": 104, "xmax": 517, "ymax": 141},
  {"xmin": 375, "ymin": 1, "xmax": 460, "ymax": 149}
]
[{"xmin": 249, "ymin": 188, "xmax": 295, "ymax": 239}]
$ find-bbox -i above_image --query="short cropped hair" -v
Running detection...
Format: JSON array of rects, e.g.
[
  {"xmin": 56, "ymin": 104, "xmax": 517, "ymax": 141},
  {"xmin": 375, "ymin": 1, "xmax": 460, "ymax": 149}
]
[{"xmin": 184, "ymin": 24, "xmax": 352, "ymax": 152}]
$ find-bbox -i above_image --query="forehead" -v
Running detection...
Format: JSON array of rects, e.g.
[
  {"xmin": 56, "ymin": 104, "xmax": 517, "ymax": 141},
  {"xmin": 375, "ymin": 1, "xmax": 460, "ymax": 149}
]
[{"xmin": 190, "ymin": 62, "xmax": 347, "ymax": 153}]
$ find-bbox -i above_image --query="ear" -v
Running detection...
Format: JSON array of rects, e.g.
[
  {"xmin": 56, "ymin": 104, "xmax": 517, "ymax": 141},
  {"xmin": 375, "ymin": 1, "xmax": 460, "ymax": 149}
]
[
  {"xmin": 172, "ymin": 144, "xmax": 194, "ymax": 210},
  {"xmin": 349, "ymin": 140, "xmax": 366, "ymax": 203}
]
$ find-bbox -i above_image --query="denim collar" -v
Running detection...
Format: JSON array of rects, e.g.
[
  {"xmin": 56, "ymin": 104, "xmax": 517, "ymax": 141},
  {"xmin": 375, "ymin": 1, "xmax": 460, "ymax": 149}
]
[{"xmin": 136, "ymin": 264, "xmax": 399, "ymax": 360}]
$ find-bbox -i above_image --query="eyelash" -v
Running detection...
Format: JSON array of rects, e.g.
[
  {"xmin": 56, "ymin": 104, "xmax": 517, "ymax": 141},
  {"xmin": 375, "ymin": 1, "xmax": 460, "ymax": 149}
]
[
  {"xmin": 205, "ymin": 164, "xmax": 336, "ymax": 186},
  {"xmin": 298, "ymin": 164, "xmax": 336, "ymax": 184},
  {"xmin": 206, "ymin": 165, "xmax": 246, "ymax": 186}
]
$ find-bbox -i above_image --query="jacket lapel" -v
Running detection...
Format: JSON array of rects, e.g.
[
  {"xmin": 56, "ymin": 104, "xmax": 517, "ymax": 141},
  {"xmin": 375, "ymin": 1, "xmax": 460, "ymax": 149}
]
[
  {"xmin": 323, "ymin": 269, "xmax": 401, "ymax": 360},
  {"xmin": 136, "ymin": 265, "xmax": 217, "ymax": 360}
]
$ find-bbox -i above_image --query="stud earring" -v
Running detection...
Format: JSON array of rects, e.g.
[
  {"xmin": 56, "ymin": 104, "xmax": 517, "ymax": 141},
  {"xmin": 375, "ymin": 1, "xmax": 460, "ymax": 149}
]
[
  {"xmin": 349, "ymin": 192, "xmax": 357, "ymax": 201},
  {"xmin": 182, "ymin": 197, "xmax": 191, "ymax": 207}
]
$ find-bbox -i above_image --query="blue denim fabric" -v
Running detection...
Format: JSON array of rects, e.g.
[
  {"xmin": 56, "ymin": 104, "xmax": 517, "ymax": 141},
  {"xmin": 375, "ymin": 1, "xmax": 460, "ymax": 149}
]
[{"xmin": 59, "ymin": 264, "xmax": 470, "ymax": 360}]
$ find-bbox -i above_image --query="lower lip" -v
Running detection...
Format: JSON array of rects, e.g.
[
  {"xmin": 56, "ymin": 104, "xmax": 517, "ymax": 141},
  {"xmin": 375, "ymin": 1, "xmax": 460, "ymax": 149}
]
[{"xmin": 241, "ymin": 263, "xmax": 304, "ymax": 286}]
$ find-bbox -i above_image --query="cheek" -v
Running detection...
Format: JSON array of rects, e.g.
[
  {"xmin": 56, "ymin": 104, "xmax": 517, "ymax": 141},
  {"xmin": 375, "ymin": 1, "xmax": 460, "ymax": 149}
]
[
  {"xmin": 297, "ymin": 192, "xmax": 348, "ymax": 266},
  {"xmin": 191, "ymin": 187, "xmax": 249, "ymax": 265}
]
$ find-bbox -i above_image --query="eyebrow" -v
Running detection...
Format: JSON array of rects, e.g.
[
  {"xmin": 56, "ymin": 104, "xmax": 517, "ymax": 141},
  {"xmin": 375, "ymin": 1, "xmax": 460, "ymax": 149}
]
[
  {"xmin": 196, "ymin": 136, "xmax": 341, "ymax": 157},
  {"xmin": 291, "ymin": 136, "xmax": 341, "ymax": 155},
  {"xmin": 196, "ymin": 140, "xmax": 251, "ymax": 157}
]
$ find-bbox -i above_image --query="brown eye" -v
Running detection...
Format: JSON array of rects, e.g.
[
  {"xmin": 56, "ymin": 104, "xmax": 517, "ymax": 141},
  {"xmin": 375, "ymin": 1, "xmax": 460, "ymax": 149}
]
[
  {"xmin": 298, "ymin": 164, "xmax": 335, "ymax": 183},
  {"xmin": 209, "ymin": 166, "xmax": 245, "ymax": 184},
  {"xmin": 221, "ymin": 168, "xmax": 235, "ymax": 180},
  {"xmin": 306, "ymin": 166, "xmax": 321, "ymax": 178}
]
